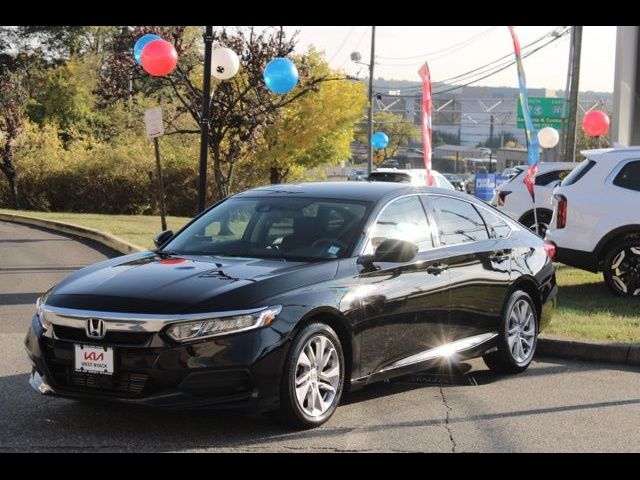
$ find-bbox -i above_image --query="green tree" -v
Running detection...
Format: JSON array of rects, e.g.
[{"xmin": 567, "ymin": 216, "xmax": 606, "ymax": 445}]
[
  {"xmin": 356, "ymin": 111, "xmax": 420, "ymax": 166},
  {"xmin": 0, "ymin": 68, "xmax": 28, "ymax": 207}
]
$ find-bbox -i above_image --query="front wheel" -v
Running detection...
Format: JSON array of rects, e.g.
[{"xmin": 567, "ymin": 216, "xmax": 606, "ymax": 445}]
[
  {"xmin": 279, "ymin": 323, "xmax": 345, "ymax": 429},
  {"xmin": 483, "ymin": 291, "xmax": 538, "ymax": 374},
  {"xmin": 603, "ymin": 237, "xmax": 640, "ymax": 297}
]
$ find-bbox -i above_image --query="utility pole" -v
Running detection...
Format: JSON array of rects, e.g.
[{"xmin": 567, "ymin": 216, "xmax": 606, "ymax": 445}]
[
  {"xmin": 367, "ymin": 26, "xmax": 376, "ymax": 175},
  {"xmin": 198, "ymin": 26, "xmax": 214, "ymax": 213},
  {"xmin": 564, "ymin": 26, "xmax": 583, "ymax": 163}
]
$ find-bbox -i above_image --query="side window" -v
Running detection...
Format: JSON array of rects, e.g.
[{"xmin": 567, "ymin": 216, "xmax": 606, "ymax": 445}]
[
  {"xmin": 367, "ymin": 196, "xmax": 433, "ymax": 254},
  {"xmin": 479, "ymin": 208, "xmax": 512, "ymax": 239},
  {"xmin": 535, "ymin": 169, "xmax": 571, "ymax": 186},
  {"xmin": 429, "ymin": 197, "xmax": 489, "ymax": 246},
  {"xmin": 613, "ymin": 161, "xmax": 640, "ymax": 192}
]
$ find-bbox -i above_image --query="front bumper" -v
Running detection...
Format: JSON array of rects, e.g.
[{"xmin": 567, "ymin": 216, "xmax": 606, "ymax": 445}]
[{"xmin": 24, "ymin": 314, "xmax": 290, "ymax": 411}]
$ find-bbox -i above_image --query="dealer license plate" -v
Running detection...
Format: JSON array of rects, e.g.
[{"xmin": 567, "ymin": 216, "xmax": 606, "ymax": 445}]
[{"xmin": 74, "ymin": 344, "xmax": 114, "ymax": 375}]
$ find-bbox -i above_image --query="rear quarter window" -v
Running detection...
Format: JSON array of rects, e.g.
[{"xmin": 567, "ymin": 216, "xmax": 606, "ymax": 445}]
[
  {"xmin": 561, "ymin": 159, "xmax": 596, "ymax": 186},
  {"xmin": 613, "ymin": 160, "xmax": 640, "ymax": 192}
]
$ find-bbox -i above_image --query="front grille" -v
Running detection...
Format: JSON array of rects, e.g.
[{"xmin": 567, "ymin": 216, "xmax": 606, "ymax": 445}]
[
  {"xmin": 52, "ymin": 325, "xmax": 153, "ymax": 346},
  {"xmin": 42, "ymin": 341, "xmax": 151, "ymax": 398},
  {"xmin": 67, "ymin": 370, "xmax": 149, "ymax": 396}
]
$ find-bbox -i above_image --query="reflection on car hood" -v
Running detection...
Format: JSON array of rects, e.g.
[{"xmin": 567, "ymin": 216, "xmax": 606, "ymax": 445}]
[{"xmin": 46, "ymin": 252, "xmax": 339, "ymax": 314}]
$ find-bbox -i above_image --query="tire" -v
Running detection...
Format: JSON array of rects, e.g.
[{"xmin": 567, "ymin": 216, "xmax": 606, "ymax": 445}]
[
  {"xmin": 279, "ymin": 322, "xmax": 345, "ymax": 429},
  {"xmin": 483, "ymin": 290, "xmax": 538, "ymax": 374},
  {"xmin": 602, "ymin": 236, "xmax": 640, "ymax": 297},
  {"xmin": 520, "ymin": 209, "xmax": 552, "ymax": 238}
]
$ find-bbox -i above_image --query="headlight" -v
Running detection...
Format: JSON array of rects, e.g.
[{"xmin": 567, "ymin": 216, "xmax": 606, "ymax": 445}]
[
  {"xmin": 165, "ymin": 306, "xmax": 282, "ymax": 342},
  {"xmin": 35, "ymin": 296, "xmax": 50, "ymax": 330}
]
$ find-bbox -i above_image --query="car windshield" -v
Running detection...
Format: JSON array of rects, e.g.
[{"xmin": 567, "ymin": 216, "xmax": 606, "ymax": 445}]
[
  {"xmin": 369, "ymin": 171, "xmax": 411, "ymax": 183},
  {"xmin": 163, "ymin": 196, "xmax": 370, "ymax": 261}
]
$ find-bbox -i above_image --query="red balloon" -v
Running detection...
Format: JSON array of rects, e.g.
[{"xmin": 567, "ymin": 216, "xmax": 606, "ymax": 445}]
[
  {"xmin": 140, "ymin": 39, "xmax": 178, "ymax": 77},
  {"xmin": 582, "ymin": 110, "xmax": 610, "ymax": 137}
]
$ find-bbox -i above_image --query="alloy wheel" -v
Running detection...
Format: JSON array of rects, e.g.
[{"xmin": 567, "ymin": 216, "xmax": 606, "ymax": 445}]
[
  {"xmin": 507, "ymin": 299, "xmax": 536, "ymax": 364},
  {"xmin": 294, "ymin": 334, "xmax": 340, "ymax": 417},
  {"xmin": 610, "ymin": 246, "xmax": 640, "ymax": 296}
]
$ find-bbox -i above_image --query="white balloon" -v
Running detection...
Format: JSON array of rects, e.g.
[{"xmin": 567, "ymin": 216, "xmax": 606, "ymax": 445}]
[
  {"xmin": 537, "ymin": 126, "xmax": 559, "ymax": 149},
  {"xmin": 211, "ymin": 47, "xmax": 240, "ymax": 80}
]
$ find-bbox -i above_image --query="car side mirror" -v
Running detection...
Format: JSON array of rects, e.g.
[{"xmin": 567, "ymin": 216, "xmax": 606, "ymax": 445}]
[
  {"xmin": 365, "ymin": 238, "xmax": 419, "ymax": 264},
  {"xmin": 154, "ymin": 229, "xmax": 174, "ymax": 248}
]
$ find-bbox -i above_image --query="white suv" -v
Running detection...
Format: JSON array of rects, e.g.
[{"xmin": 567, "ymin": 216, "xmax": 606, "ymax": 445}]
[
  {"xmin": 546, "ymin": 147, "xmax": 640, "ymax": 296},
  {"xmin": 490, "ymin": 162, "xmax": 576, "ymax": 237}
]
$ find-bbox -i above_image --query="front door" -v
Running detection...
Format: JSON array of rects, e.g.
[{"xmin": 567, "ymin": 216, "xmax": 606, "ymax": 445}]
[{"xmin": 357, "ymin": 195, "xmax": 451, "ymax": 376}]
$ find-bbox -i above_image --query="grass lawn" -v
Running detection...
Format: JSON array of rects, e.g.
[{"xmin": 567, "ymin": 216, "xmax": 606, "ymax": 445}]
[
  {"xmin": 543, "ymin": 264, "xmax": 640, "ymax": 343},
  {"xmin": 2, "ymin": 208, "xmax": 638, "ymax": 343},
  {"xmin": 0, "ymin": 209, "xmax": 191, "ymax": 249}
]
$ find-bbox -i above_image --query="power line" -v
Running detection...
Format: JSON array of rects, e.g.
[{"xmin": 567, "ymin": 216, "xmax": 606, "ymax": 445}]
[
  {"xmin": 375, "ymin": 27, "xmax": 568, "ymax": 89},
  {"xmin": 376, "ymin": 26, "xmax": 498, "ymax": 63},
  {"xmin": 372, "ymin": 29, "xmax": 570, "ymax": 98},
  {"xmin": 328, "ymin": 26, "xmax": 357, "ymax": 63}
]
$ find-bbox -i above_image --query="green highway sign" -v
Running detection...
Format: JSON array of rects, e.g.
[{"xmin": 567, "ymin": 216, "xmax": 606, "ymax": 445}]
[{"xmin": 516, "ymin": 97, "xmax": 565, "ymax": 130}]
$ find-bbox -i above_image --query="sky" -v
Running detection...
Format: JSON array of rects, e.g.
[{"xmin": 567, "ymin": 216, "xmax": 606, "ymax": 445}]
[{"xmin": 284, "ymin": 26, "xmax": 617, "ymax": 93}]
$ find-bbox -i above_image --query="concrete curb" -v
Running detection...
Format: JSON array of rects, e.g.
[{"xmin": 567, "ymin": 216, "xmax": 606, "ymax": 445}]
[
  {"xmin": 538, "ymin": 337, "xmax": 640, "ymax": 367},
  {"xmin": 0, "ymin": 212, "xmax": 145, "ymax": 255}
]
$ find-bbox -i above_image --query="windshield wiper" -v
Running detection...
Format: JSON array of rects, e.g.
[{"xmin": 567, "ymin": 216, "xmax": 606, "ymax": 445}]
[{"xmin": 155, "ymin": 249, "xmax": 179, "ymax": 257}]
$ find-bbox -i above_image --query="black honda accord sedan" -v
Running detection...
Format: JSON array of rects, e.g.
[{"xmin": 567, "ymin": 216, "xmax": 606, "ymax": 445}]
[{"xmin": 26, "ymin": 182, "xmax": 557, "ymax": 428}]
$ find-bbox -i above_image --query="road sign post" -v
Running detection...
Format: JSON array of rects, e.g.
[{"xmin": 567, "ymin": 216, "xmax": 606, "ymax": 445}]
[{"xmin": 144, "ymin": 108, "xmax": 167, "ymax": 232}]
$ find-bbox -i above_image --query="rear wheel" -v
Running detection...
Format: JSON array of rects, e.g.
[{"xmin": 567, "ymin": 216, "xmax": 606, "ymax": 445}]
[
  {"xmin": 521, "ymin": 209, "xmax": 553, "ymax": 238},
  {"xmin": 603, "ymin": 236, "xmax": 640, "ymax": 297},
  {"xmin": 279, "ymin": 322, "xmax": 344, "ymax": 429},
  {"xmin": 483, "ymin": 291, "xmax": 538, "ymax": 374}
]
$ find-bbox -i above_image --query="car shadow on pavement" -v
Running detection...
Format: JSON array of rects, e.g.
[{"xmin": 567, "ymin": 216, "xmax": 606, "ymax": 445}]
[{"xmin": 2, "ymin": 357, "xmax": 639, "ymax": 451}]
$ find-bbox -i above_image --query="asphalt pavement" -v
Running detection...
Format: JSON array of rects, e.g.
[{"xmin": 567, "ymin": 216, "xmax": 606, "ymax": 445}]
[{"xmin": 1, "ymin": 220, "xmax": 639, "ymax": 452}]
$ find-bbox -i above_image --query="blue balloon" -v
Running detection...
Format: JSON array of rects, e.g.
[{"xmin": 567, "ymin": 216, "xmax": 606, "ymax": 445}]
[
  {"xmin": 263, "ymin": 58, "xmax": 299, "ymax": 95},
  {"xmin": 372, "ymin": 132, "xmax": 389, "ymax": 149},
  {"xmin": 134, "ymin": 34, "xmax": 161, "ymax": 65}
]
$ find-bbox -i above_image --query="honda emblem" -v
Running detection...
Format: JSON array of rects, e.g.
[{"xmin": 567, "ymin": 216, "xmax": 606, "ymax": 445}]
[{"xmin": 86, "ymin": 318, "xmax": 106, "ymax": 339}]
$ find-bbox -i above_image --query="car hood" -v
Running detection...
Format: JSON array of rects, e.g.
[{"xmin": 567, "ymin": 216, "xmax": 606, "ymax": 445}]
[{"xmin": 46, "ymin": 252, "xmax": 339, "ymax": 314}]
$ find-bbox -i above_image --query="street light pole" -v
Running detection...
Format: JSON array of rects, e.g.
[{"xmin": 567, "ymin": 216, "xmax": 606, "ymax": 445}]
[
  {"xmin": 367, "ymin": 26, "xmax": 376, "ymax": 175},
  {"xmin": 198, "ymin": 26, "xmax": 214, "ymax": 213}
]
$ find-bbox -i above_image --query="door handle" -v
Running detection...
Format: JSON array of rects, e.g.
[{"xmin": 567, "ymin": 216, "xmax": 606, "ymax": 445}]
[
  {"xmin": 427, "ymin": 263, "xmax": 448, "ymax": 275},
  {"xmin": 490, "ymin": 249, "xmax": 512, "ymax": 262}
]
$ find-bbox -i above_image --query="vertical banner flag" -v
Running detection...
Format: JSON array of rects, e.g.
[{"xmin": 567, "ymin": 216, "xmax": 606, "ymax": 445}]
[
  {"xmin": 418, "ymin": 62, "xmax": 434, "ymax": 187},
  {"xmin": 508, "ymin": 26, "xmax": 540, "ymax": 201}
]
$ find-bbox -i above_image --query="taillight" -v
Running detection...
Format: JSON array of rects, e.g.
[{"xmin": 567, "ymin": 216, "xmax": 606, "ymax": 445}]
[
  {"xmin": 544, "ymin": 242, "xmax": 556, "ymax": 262},
  {"xmin": 554, "ymin": 194, "xmax": 567, "ymax": 229},
  {"xmin": 498, "ymin": 190, "xmax": 511, "ymax": 206}
]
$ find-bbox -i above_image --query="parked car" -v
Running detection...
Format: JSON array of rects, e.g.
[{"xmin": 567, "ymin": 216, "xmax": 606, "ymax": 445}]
[
  {"xmin": 26, "ymin": 182, "xmax": 557, "ymax": 428},
  {"xmin": 368, "ymin": 168, "xmax": 455, "ymax": 190},
  {"xmin": 501, "ymin": 165, "xmax": 529, "ymax": 180},
  {"xmin": 348, "ymin": 169, "xmax": 367, "ymax": 181},
  {"xmin": 491, "ymin": 162, "xmax": 576, "ymax": 237},
  {"xmin": 546, "ymin": 147, "xmax": 640, "ymax": 296},
  {"xmin": 442, "ymin": 173, "xmax": 466, "ymax": 191}
]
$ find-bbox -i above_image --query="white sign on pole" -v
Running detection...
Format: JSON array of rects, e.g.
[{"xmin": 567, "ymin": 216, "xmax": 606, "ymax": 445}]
[{"xmin": 144, "ymin": 108, "xmax": 164, "ymax": 139}]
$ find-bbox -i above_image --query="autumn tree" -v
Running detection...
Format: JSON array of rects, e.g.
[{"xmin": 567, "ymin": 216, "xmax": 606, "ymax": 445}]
[
  {"xmin": 356, "ymin": 111, "xmax": 420, "ymax": 166},
  {"xmin": 99, "ymin": 26, "xmax": 342, "ymax": 201},
  {"xmin": 249, "ymin": 49, "xmax": 366, "ymax": 185}
]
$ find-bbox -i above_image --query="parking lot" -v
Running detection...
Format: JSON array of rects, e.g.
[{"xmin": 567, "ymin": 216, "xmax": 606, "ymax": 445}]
[{"xmin": 1, "ymin": 221, "xmax": 639, "ymax": 453}]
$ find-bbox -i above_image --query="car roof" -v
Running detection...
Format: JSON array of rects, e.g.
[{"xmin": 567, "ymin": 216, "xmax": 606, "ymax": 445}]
[
  {"xmin": 234, "ymin": 181, "xmax": 462, "ymax": 202},
  {"xmin": 581, "ymin": 146, "xmax": 640, "ymax": 161}
]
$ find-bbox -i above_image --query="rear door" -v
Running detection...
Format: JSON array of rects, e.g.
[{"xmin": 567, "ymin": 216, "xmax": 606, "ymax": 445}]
[{"xmin": 422, "ymin": 195, "xmax": 512, "ymax": 339}]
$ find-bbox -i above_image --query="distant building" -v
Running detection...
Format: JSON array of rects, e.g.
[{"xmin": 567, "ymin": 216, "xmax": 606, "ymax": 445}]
[{"xmin": 368, "ymin": 80, "xmax": 613, "ymax": 148}]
